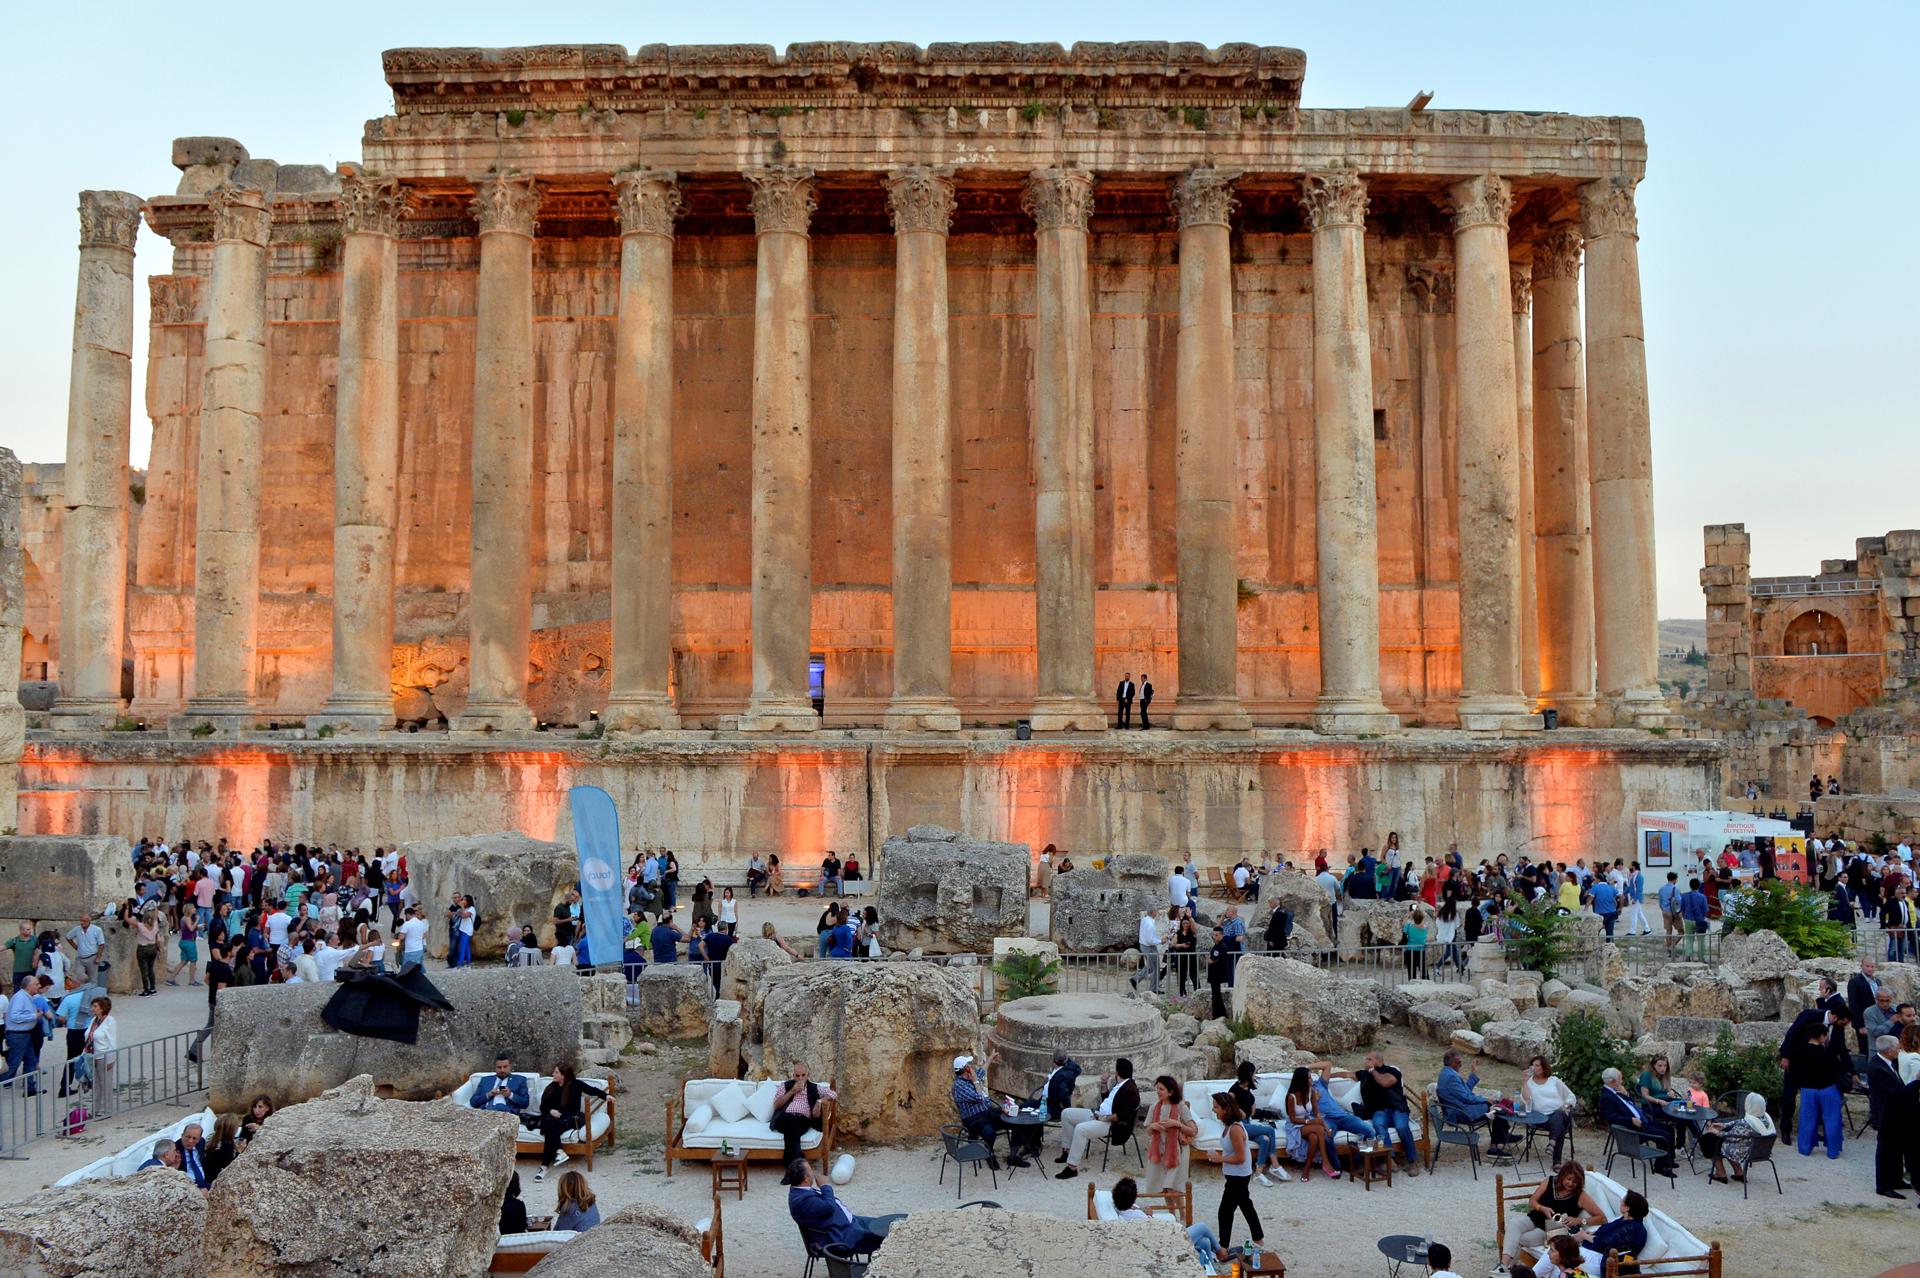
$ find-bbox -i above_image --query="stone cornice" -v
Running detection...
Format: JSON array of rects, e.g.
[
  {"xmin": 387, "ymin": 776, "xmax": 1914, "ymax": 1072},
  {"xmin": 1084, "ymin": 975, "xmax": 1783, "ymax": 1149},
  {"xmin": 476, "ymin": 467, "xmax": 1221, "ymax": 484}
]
[
  {"xmin": 615, "ymin": 169, "xmax": 681, "ymax": 238},
  {"xmin": 747, "ymin": 165, "xmax": 815, "ymax": 235},
  {"xmin": 1449, "ymin": 174, "xmax": 1512, "ymax": 233},
  {"xmin": 1581, "ymin": 176, "xmax": 1638, "ymax": 241},
  {"xmin": 1022, "ymin": 168, "xmax": 1094, "ymax": 232},
  {"xmin": 470, "ymin": 173, "xmax": 539, "ymax": 236},
  {"xmin": 885, "ymin": 167, "xmax": 955, "ymax": 236},
  {"xmin": 78, "ymin": 190, "xmax": 143, "ymax": 252},
  {"xmin": 381, "ymin": 42, "xmax": 1308, "ymax": 114},
  {"xmin": 1170, "ymin": 166, "xmax": 1239, "ymax": 230},
  {"xmin": 1298, "ymin": 167, "xmax": 1367, "ymax": 231},
  {"xmin": 209, "ymin": 184, "xmax": 272, "ymax": 246}
]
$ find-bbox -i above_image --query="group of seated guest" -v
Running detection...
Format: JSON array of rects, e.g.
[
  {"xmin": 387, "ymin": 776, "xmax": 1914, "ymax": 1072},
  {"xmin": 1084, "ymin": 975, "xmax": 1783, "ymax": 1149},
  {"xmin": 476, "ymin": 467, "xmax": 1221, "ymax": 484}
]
[
  {"xmin": 1597, "ymin": 1067, "xmax": 1679, "ymax": 1176},
  {"xmin": 787, "ymin": 1156, "xmax": 900, "ymax": 1256},
  {"xmin": 1053, "ymin": 1058, "xmax": 1141, "ymax": 1180},
  {"xmin": 1494, "ymin": 1162, "xmax": 1652, "ymax": 1278},
  {"xmin": 950, "ymin": 1052, "xmax": 1036, "ymax": 1168},
  {"xmin": 467, "ymin": 1053, "xmax": 606, "ymax": 1183},
  {"xmin": 496, "ymin": 1168, "xmax": 600, "ymax": 1236}
]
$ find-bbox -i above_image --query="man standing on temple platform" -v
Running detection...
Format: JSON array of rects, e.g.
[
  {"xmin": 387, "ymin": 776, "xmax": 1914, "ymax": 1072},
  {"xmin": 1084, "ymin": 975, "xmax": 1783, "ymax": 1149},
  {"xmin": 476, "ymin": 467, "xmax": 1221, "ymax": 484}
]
[
  {"xmin": 1138, "ymin": 674, "xmax": 1154, "ymax": 729},
  {"xmin": 1115, "ymin": 672, "xmax": 1135, "ymax": 728}
]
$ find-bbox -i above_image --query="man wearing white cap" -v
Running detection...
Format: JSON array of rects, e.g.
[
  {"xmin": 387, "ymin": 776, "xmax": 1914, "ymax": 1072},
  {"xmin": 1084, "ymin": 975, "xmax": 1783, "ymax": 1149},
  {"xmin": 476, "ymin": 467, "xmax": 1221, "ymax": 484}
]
[{"xmin": 951, "ymin": 1050, "xmax": 1030, "ymax": 1168}]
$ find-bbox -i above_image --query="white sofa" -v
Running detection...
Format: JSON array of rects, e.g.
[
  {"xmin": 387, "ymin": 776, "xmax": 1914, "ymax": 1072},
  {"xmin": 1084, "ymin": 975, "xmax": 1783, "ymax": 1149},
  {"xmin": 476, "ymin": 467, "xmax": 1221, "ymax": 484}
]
[
  {"xmin": 449, "ymin": 1072, "xmax": 616, "ymax": 1167},
  {"xmin": 1185, "ymin": 1075, "xmax": 1423, "ymax": 1156},
  {"xmin": 665, "ymin": 1076, "xmax": 834, "ymax": 1175},
  {"xmin": 1583, "ymin": 1170, "xmax": 1711, "ymax": 1270},
  {"xmin": 54, "ymin": 1108, "xmax": 216, "ymax": 1187}
]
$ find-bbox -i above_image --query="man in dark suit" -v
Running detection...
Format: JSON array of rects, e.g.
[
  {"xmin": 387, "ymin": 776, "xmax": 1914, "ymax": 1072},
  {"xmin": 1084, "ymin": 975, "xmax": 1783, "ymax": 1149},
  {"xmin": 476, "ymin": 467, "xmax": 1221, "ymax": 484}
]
[
  {"xmin": 1115, "ymin": 673, "xmax": 1135, "ymax": 728},
  {"xmin": 175, "ymin": 1121, "xmax": 210, "ymax": 1188},
  {"xmin": 1848, "ymin": 959, "xmax": 1882, "ymax": 1054},
  {"xmin": 787, "ymin": 1157, "xmax": 898, "ymax": 1253},
  {"xmin": 1867, "ymin": 1033, "xmax": 1920, "ymax": 1202},
  {"xmin": 1598, "ymin": 1068, "xmax": 1677, "ymax": 1175},
  {"xmin": 1779, "ymin": 982, "xmax": 1847, "ymax": 1132},
  {"xmin": 1137, "ymin": 674, "xmax": 1154, "ymax": 729}
]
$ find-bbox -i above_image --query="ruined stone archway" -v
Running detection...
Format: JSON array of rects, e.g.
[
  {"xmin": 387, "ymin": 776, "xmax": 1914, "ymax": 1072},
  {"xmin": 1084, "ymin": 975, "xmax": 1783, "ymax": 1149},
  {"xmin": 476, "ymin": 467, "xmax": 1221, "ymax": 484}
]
[{"xmin": 1782, "ymin": 608, "xmax": 1848, "ymax": 655}]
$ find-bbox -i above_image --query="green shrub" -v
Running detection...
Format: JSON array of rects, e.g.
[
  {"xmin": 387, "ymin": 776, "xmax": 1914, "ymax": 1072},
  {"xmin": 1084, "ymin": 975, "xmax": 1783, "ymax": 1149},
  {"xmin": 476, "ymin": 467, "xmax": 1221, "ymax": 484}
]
[
  {"xmin": 1503, "ymin": 893, "xmax": 1583, "ymax": 981},
  {"xmin": 993, "ymin": 951, "xmax": 1060, "ymax": 1000},
  {"xmin": 1721, "ymin": 880, "xmax": 1853, "ymax": 959},
  {"xmin": 1693, "ymin": 1025, "xmax": 1784, "ymax": 1110},
  {"xmin": 1548, "ymin": 1010, "xmax": 1639, "ymax": 1116}
]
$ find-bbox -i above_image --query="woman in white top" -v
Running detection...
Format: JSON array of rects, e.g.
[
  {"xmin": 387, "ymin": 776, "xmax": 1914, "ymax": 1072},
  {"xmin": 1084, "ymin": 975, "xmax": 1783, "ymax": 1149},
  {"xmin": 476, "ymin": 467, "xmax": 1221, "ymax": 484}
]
[
  {"xmin": 1900, "ymin": 1024, "xmax": 1920, "ymax": 1084},
  {"xmin": 717, "ymin": 888, "xmax": 738, "ymax": 936},
  {"xmin": 549, "ymin": 942, "xmax": 577, "ymax": 967},
  {"xmin": 84, "ymin": 996, "xmax": 118, "ymax": 1116},
  {"xmin": 1518, "ymin": 1054, "xmax": 1578, "ymax": 1166}
]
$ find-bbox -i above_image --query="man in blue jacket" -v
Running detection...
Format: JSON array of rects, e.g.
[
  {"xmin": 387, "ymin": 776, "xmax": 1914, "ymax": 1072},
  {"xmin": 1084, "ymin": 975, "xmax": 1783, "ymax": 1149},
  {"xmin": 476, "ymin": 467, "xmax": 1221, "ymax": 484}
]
[
  {"xmin": 787, "ymin": 1157, "xmax": 899, "ymax": 1254},
  {"xmin": 1436, "ymin": 1048, "xmax": 1515, "ymax": 1156},
  {"xmin": 470, "ymin": 1054, "xmax": 531, "ymax": 1120},
  {"xmin": 1679, "ymin": 878, "xmax": 1711, "ymax": 960}
]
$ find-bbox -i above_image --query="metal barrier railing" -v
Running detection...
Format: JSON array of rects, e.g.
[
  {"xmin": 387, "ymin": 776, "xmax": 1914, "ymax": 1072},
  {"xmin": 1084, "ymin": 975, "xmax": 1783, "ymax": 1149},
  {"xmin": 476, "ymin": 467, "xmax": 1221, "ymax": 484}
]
[{"xmin": 0, "ymin": 1027, "xmax": 206, "ymax": 1159}]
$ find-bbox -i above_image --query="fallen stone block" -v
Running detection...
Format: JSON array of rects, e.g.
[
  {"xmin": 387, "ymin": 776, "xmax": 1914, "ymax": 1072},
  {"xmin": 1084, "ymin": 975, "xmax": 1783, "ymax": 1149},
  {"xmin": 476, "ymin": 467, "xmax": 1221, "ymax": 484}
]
[
  {"xmin": 1653, "ymin": 1015, "xmax": 1735, "ymax": 1048},
  {"xmin": 403, "ymin": 832, "xmax": 577, "ymax": 959},
  {"xmin": 0, "ymin": 1168, "xmax": 205, "ymax": 1278},
  {"xmin": 0, "ymin": 836, "xmax": 133, "ymax": 920},
  {"xmin": 1230, "ymin": 956, "xmax": 1379, "ymax": 1054},
  {"xmin": 876, "ymin": 825, "xmax": 1031, "ymax": 953},
  {"xmin": 526, "ymin": 1203, "xmax": 708, "ymax": 1278},
  {"xmin": 1481, "ymin": 1019, "xmax": 1551, "ymax": 1067},
  {"xmin": 868, "ymin": 1208, "xmax": 1195, "ymax": 1278},
  {"xmin": 630, "ymin": 965, "xmax": 716, "ymax": 1039},
  {"xmin": 1408, "ymin": 1000, "xmax": 1469, "ymax": 1042}
]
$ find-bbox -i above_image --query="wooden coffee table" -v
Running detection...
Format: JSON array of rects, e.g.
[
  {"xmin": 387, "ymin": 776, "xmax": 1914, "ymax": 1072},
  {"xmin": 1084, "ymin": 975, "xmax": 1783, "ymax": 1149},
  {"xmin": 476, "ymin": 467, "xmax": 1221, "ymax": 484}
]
[
  {"xmin": 711, "ymin": 1155, "xmax": 748, "ymax": 1199},
  {"xmin": 1244, "ymin": 1250, "xmax": 1286, "ymax": 1276},
  {"xmin": 1349, "ymin": 1143, "xmax": 1394, "ymax": 1190}
]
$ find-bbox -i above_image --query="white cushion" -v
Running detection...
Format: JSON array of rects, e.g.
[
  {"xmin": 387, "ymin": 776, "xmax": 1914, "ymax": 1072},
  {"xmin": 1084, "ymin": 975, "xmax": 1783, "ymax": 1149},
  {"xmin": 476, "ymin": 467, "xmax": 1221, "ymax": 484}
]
[
  {"xmin": 56, "ymin": 1108, "xmax": 216, "ymax": 1186},
  {"xmin": 746, "ymin": 1079, "xmax": 780, "ymax": 1125},
  {"xmin": 830, "ymin": 1153, "xmax": 855, "ymax": 1185},
  {"xmin": 496, "ymin": 1230, "xmax": 576, "ymax": 1253},
  {"xmin": 695, "ymin": 1217, "xmax": 712, "ymax": 1234},
  {"xmin": 1092, "ymin": 1189, "xmax": 1118, "ymax": 1220},
  {"xmin": 685, "ymin": 1103, "xmax": 715, "ymax": 1137},
  {"xmin": 682, "ymin": 1121, "xmax": 821, "ymax": 1151},
  {"xmin": 710, "ymin": 1083, "xmax": 750, "ymax": 1123}
]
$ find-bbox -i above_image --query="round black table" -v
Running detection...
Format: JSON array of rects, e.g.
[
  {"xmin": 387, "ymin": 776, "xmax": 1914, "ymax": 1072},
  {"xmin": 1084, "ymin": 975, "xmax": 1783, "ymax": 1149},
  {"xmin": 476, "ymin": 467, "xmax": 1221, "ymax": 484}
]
[
  {"xmin": 1663, "ymin": 1101, "xmax": 1713, "ymax": 1164},
  {"xmin": 1510, "ymin": 1109, "xmax": 1555, "ymax": 1170},
  {"xmin": 1378, "ymin": 1234, "xmax": 1430, "ymax": 1278},
  {"xmin": 1001, "ymin": 1109, "xmax": 1048, "ymax": 1161}
]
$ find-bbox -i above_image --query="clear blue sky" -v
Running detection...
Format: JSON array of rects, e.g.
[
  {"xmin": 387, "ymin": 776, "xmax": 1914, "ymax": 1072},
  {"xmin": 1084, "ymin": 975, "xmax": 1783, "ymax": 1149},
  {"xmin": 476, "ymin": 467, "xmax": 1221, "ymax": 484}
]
[{"xmin": 6, "ymin": 2, "xmax": 1913, "ymax": 618}]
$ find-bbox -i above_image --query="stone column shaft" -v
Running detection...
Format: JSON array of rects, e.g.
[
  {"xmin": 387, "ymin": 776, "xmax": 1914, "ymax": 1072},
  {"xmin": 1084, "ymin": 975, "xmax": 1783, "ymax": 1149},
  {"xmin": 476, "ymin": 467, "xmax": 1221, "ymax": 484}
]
[
  {"xmin": 51, "ymin": 191, "xmax": 143, "ymax": 729},
  {"xmin": 605, "ymin": 170, "xmax": 682, "ymax": 732},
  {"xmin": 1302, "ymin": 170, "xmax": 1398, "ymax": 734},
  {"xmin": 1512, "ymin": 262, "xmax": 1540, "ymax": 700},
  {"xmin": 1531, "ymin": 225, "xmax": 1598, "ymax": 721},
  {"xmin": 313, "ymin": 173, "xmax": 405, "ymax": 731},
  {"xmin": 1449, "ymin": 175, "xmax": 1538, "ymax": 731},
  {"xmin": 1169, "ymin": 168, "xmax": 1251, "ymax": 731},
  {"xmin": 1023, "ymin": 169, "xmax": 1104, "ymax": 732},
  {"xmin": 176, "ymin": 183, "xmax": 271, "ymax": 732},
  {"xmin": 452, "ymin": 175, "xmax": 539, "ymax": 734},
  {"xmin": 1582, "ymin": 177, "xmax": 1668, "ymax": 725},
  {"xmin": 884, "ymin": 169, "xmax": 962, "ymax": 731},
  {"xmin": 740, "ymin": 166, "xmax": 820, "ymax": 732}
]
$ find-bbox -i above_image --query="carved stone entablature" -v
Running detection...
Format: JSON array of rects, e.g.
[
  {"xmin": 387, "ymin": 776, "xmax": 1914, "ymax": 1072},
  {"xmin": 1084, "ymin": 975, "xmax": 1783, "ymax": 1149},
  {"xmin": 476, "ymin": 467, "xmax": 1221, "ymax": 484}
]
[
  {"xmin": 1298, "ymin": 168, "xmax": 1367, "ymax": 232},
  {"xmin": 1448, "ymin": 174, "xmax": 1511, "ymax": 233},
  {"xmin": 78, "ymin": 191, "xmax": 143, "ymax": 252},
  {"xmin": 1510, "ymin": 261, "xmax": 1533, "ymax": 314},
  {"xmin": 1022, "ymin": 168, "xmax": 1094, "ymax": 232},
  {"xmin": 380, "ymin": 42, "xmax": 1308, "ymax": 115},
  {"xmin": 1170, "ymin": 166, "xmax": 1239, "ymax": 230},
  {"xmin": 337, "ymin": 171, "xmax": 407, "ymax": 237},
  {"xmin": 1534, "ymin": 224, "xmax": 1583, "ymax": 281},
  {"xmin": 1406, "ymin": 265, "xmax": 1454, "ymax": 315},
  {"xmin": 747, "ymin": 166, "xmax": 815, "ymax": 235},
  {"xmin": 885, "ymin": 167, "xmax": 955, "ymax": 236},
  {"xmin": 470, "ymin": 173, "xmax": 539, "ymax": 236},
  {"xmin": 1580, "ymin": 176, "xmax": 1638, "ymax": 242},
  {"xmin": 209, "ymin": 183, "xmax": 272, "ymax": 246},
  {"xmin": 615, "ymin": 169, "xmax": 681, "ymax": 238},
  {"xmin": 148, "ymin": 276, "xmax": 200, "ymax": 325}
]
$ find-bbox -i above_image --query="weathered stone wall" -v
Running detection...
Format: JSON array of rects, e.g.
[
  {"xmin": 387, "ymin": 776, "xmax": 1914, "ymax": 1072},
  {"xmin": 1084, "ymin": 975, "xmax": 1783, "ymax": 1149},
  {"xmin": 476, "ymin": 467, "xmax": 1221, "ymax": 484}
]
[
  {"xmin": 18, "ymin": 733, "xmax": 1719, "ymax": 870},
  {"xmin": 0, "ymin": 836, "xmax": 133, "ymax": 919},
  {"xmin": 0, "ymin": 451, "xmax": 23, "ymax": 828}
]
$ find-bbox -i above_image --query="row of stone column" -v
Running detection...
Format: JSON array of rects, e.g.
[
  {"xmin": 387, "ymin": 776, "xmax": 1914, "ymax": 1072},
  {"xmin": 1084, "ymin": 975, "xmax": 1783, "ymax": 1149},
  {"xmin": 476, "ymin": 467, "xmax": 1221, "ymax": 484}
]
[{"xmin": 49, "ymin": 167, "xmax": 1664, "ymax": 733}]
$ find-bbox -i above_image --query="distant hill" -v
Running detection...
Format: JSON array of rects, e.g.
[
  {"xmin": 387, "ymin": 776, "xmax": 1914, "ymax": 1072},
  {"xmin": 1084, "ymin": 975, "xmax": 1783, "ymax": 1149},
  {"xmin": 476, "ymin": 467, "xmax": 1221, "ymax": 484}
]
[{"xmin": 1658, "ymin": 618, "xmax": 1708, "ymax": 695}]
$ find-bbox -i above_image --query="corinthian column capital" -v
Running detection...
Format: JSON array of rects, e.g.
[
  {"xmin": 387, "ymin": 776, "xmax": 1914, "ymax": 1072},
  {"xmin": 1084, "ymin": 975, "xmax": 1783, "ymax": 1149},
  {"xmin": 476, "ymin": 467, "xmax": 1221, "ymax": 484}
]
[
  {"xmin": 885, "ymin": 167, "xmax": 955, "ymax": 236},
  {"xmin": 1510, "ymin": 260, "xmax": 1533, "ymax": 314},
  {"xmin": 748, "ymin": 165, "xmax": 816, "ymax": 236},
  {"xmin": 1580, "ymin": 176, "xmax": 1639, "ymax": 242},
  {"xmin": 1534, "ymin": 224, "xmax": 1584, "ymax": 280},
  {"xmin": 77, "ymin": 190, "xmax": 143, "ymax": 251},
  {"xmin": 616, "ymin": 169, "xmax": 681, "ymax": 238},
  {"xmin": 1022, "ymin": 167, "xmax": 1094, "ymax": 232},
  {"xmin": 1170, "ymin": 166, "xmax": 1239, "ymax": 230},
  {"xmin": 1448, "ymin": 174, "xmax": 1512, "ymax": 233},
  {"xmin": 1299, "ymin": 168, "xmax": 1368, "ymax": 231},
  {"xmin": 209, "ymin": 183, "xmax": 271, "ymax": 246},
  {"xmin": 470, "ymin": 173, "xmax": 539, "ymax": 237},
  {"xmin": 337, "ymin": 170, "xmax": 407, "ymax": 237}
]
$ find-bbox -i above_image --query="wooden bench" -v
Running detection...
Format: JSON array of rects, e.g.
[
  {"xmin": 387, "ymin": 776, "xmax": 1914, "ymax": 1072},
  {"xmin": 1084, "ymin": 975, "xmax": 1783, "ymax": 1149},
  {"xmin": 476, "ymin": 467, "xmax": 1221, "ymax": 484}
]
[{"xmin": 701, "ymin": 1189, "xmax": 726, "ymax": 1278}]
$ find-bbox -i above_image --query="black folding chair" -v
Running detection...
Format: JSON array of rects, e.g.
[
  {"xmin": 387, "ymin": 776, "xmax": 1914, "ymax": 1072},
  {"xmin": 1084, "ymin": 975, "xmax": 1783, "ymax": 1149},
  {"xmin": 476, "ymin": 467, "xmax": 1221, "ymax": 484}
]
[
  {"xmin": 937, "ymin": 1124, "xmax": 999, "ymax": 1199},
  {"xmin": 1604, "ymin": 1123, "xmax": 1676, "ymax": 1192},
  {"xmin": 1731, "ymin": 1131, "xmax": 1783, "ymax": 1198},
  {"xmin": 1426, "ymin": 1103, "xmax": 1487, "ymax": 1179},
  {"xmin": 1095, "ymin": 1109, "xmax": 1144, "ymax": 1171},
  {"xmin": 823, "ymin": 1244, "xmax": 871, "ymax": 1278}
]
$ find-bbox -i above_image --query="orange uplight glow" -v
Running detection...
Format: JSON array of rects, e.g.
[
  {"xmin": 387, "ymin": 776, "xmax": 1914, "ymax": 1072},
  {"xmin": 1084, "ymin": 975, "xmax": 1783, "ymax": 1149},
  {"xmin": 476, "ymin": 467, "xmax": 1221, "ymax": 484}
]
[{"xmin": 1521, "ymin": 746, "xmax": 1619, "ymax": 860}]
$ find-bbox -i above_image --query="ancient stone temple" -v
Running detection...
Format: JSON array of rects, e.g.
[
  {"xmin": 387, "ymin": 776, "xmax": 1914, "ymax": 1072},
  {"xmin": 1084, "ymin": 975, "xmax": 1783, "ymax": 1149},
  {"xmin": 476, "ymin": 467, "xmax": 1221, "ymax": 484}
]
[{"xmin": 19, "ymin": 42, "xmax": 1717, "ymax": 862}]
